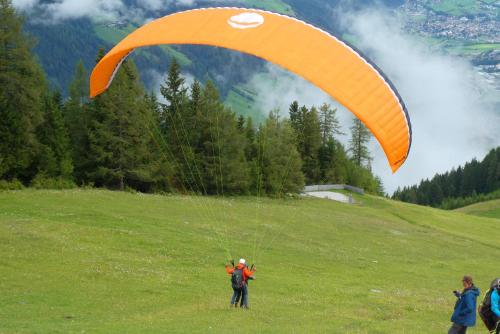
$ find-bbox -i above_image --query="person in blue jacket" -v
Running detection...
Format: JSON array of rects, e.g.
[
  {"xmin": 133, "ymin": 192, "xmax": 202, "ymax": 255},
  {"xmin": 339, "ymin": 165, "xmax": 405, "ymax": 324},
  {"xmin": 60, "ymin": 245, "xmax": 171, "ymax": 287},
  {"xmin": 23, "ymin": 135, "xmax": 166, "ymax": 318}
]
[
  {"xmin": 491, "ymin": 281, "xmax": 500, "ymax": 334},
  {"xmin": 448, "ymin": 275, "xmax": 480, "ymax": 334}
]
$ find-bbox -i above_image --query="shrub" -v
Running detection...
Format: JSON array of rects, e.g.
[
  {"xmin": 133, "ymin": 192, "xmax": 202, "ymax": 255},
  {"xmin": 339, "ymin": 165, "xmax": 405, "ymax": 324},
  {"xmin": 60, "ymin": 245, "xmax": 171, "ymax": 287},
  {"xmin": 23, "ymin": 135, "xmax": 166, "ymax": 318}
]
[
  {"xmin": 30, "ymin": 175, "xmax": 76, "ymax": 190},
  {"xmin": 0, "ymin": 179, "xmax": 25, "ymax": 191}
]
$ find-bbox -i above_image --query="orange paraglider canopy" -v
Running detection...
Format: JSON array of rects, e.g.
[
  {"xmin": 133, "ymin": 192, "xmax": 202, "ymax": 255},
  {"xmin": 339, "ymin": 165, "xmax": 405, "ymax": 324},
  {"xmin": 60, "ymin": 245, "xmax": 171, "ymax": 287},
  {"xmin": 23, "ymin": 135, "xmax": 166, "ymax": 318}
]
[{"xmin": 90, "ymin": 7, "xmax": 412, "ymax": 172}]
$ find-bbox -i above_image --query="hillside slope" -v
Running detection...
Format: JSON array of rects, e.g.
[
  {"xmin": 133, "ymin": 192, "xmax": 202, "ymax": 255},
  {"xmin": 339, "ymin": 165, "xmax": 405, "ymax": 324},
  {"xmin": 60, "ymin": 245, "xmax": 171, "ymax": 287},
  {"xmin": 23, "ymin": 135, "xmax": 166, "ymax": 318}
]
[
  {"xmin": 456, "ymin": 199, "xmax": 500, "ymax": 219},
  {"xmin": 0, "ymin": 190, "xmax": 499, "ymax": 333},
  {"xmin": 22, "ymin": 0, "xmax": 498, "ymax": 105}
]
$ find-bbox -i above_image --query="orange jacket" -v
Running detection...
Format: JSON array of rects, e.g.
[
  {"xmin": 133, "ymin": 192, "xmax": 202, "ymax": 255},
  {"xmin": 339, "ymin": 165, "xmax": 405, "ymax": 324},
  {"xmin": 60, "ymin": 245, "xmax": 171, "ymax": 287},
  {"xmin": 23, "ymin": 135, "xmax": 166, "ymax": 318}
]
[{"xmin": 225, "ymin": 263, "xmax": 255, "ymax": 282}]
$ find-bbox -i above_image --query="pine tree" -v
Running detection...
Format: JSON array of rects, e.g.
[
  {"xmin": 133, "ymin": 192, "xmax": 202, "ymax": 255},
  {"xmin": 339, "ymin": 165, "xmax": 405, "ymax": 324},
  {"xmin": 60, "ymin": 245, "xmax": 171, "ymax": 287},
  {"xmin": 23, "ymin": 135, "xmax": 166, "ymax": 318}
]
[
  {"xmin": 258, "ymin": 110, "xmax": 304, "ymax": 195},
  {"xmin": 198, "ymin": 81, "xmax": 249, "ymax": 195},
  {"xmin": 485, "ymin": 148, "xmax": 499, "ymax": 193},
  {"xmin": 142, "ymin": 92, "xmax": 174, "ymax": 192},
  {"xmin": 159, "ymin": 59, "xmax": 196, "ymax": 190},
  {"xmin": 161, "ymin": 59, "xmax": 186, "ymax": 111},
  {"xmin": 297, "ymin": 105, "xmax": 308, "ymax": 152},
  {"xmin": 302, "ymin": 106, "xmax": 322, "ymax": 184},
  {"xmin": 0, "ymin": 0, "xmax": 45, "ymax": 182},
  {"xmin": 187, "ymin": 79, "xmax": 203, "ymax": 173},
  {"xmin": 64, "ymin": 61, "xmax": 90, "ymax": 183},
  {"xmin": 198, "ymin": 80, "xmax": 222, "ymax": 194},
  {"xmin": 36, "ymin": 92, "xmax": 73, "ymax": 179},
  {"xmin": 237, "ymin": 115, "xmax": 245, "ymax": 131},
  {"xmin": 69, "ymin": 61, "xmax": 89, "ymax": 106},
  {"xmin": 289, "ymin": 101, "xmax": 301, "ymax": 133},
  {"xmin": 454, "ymin": 166, "xmax": 463, "ymax": 199},
  {"xmin": 429, "ymin": 181, "xmax": 444, "ymax": 206},
  {"xmin": 244, "ymin": 117, "xmax": 260, "ymax": 194},
  {"xmin": 318, "ymin": 103, "xmax": 343, "ymax": 145},
  {"xmin": 244, "ymin": 117, "xmax": 257, "ymax": 161},
  {"xmin": 159, "ymin": 58, "xmax": 189, "ymax": 145},
  {"xmin": 315, "ymin": 104, "xmax": 344, "ymax": 184},
  {"xmin": 348, "ymin": 118, "xmax": 372, "ymax": 168},
  {"xmin": 87, "ymin": 59, "xmax": 159, "ymax": 191},
  {"xmin": 493, "ymin": 148, "xmax": 500, "ymax": 191},
  {"xmin": 288, "ymin": 103, "xmax": 321, "ymax": 184},
  {"xmin": 288, "ymin": 101, "xmax": 305, "ymax": 151},
  {"xmin": 461, "ymin": 159, "xmax": 479, "ymax": 197},
  {"xmin": 318, "ymin": 138, "xmax": 349, "ymax": 184}
]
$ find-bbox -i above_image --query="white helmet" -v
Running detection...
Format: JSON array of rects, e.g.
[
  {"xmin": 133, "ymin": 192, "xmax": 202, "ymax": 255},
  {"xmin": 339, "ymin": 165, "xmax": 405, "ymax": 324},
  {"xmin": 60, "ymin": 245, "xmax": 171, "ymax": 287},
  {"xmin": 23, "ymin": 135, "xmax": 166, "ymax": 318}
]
[{"xmin": 239, "ymin": 258, "xmax": 246, "ymax": 265}]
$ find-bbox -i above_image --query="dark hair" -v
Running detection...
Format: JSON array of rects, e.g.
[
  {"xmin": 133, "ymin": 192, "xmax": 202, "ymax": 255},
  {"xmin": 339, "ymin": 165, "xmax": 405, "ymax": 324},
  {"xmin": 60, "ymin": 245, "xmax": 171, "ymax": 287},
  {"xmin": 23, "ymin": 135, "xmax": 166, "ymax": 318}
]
[{"xmin": 463, "ymin": 275, "xmax": 473, "ymax": 285}]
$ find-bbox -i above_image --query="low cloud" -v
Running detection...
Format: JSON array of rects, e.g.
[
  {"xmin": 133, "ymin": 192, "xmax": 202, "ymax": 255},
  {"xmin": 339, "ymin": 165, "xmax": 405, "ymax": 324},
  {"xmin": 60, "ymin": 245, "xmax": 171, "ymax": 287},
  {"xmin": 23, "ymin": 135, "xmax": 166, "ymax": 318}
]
[
  {"xmin": 14, "ymin": 0, "xmax": 153, "ymax": 23},
  {"xmin": 13, "ymin": 0, "xmax": 236, "ymax": 24},
  {"xmin": 345, "ymin": 10, "xmax": 500, "ymax": 193},
  {"xmin": 246, "ymin": 63, "xmax": 354, "ymax": 126},
  {"xmin": 245, "ymin": 10, "xmax": 500, "ymax": 193},
  {"xmin": 14, "ymin": 0, "xmax": 131, "ymax": 23},
  {"xmin": 45, "ymin": 0, "xmax": 125, "ymax": 21},
  {"xmin": 147, "ymin": 69, "xmax": 195, "ymax": 104},
  {"xmin": 12, "ymin": 0, "xmax": 38, "ymax": 10}
]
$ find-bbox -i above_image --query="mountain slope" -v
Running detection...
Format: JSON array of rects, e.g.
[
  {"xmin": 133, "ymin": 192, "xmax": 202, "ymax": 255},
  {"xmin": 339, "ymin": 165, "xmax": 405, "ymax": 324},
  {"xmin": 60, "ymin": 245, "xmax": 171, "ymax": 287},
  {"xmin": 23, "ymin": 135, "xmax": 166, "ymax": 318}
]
[
  {"xmin": 23, "ymin": 0, "xmax": 297, "ymax": 96},
  {"xmin": 0, "ymin": 189, "xmax": 498, "ymax": 333},
  {"xmin": 19, "ymin": 0, "xmax": 500, "ymax": 120},
  {"xmin": 456, "ymin": 199, "xmax": 500, "ymax": 219},
  {"xmin": 14, "ymin": 1, "xmax": 417, "ymax": 89}
]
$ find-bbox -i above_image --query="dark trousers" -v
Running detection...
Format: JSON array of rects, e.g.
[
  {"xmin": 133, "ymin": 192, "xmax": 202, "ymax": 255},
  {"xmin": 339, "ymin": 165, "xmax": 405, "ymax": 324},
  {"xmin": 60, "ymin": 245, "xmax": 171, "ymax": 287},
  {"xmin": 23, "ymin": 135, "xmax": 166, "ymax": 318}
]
[
  {"xmin": 240, "ymin": 284, "xmax": 249, "ymax": 308},
  {"xmin": 448, "ymin": 323, "xmax": 467, "ymax": 334},
  {"xmin": 230, "ymin": 287, "xmax": 242, "ymax": 306},
  {"xmin": 494, "ymin": 316, "xmax": 500, "ymax": 334}
]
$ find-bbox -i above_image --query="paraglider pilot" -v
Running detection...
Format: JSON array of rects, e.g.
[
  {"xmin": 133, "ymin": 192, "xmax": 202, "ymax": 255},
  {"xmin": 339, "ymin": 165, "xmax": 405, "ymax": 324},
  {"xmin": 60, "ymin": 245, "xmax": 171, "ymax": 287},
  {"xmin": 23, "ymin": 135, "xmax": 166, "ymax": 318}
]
[{"xmin": 225, "ymin": 258, "xmax": 256, "ymax": 309}]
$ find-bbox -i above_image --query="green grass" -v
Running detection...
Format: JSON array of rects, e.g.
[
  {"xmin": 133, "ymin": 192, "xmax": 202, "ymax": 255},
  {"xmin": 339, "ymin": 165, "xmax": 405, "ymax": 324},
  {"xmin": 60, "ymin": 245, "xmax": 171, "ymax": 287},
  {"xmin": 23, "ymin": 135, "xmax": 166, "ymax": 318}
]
[
  {"xmin": 225, "ymin": 85, "xmax": 266, "ymax": 123},
  {"xmin": 243, "ymin": 0, "xmax": 295, "ymax": 15},
  {"xmin": 446, "ymin": 42, "xmax": 500, "ymax": 55},
  {"xmin": 1, "ymin": 189, "xmax": 499, "ymax": 333},
  {"xmin": 456, "ymin": 199, "xmax": 500, "ymax": 219},
  {"xmin": 429, "ymin": 0, "xmax": 480, "ymax": 16},
  {"xmin": 93, "ymin": 24, "xmax": 191, "ymax": 67},
  {"xmin": 158, "ymin": 46, "xmax": 192, "ymax": 67},
  {"xmin": 426, "ymin": 0, "xmax": 500, "ymax": 16},
  {"xmin": 93, "ymin": 24, "xmax": 136, "ymax": 45},
  {"xmin": 414, "ymin": 35, "xmax": 500, "ymax": 56},
  {"xmin": 341, "ymin": 33, "xmax": 360, "ymax": 48},
  {"xmin": 224, "ymin": 72, "xmax": 280, "ymax": 124}
]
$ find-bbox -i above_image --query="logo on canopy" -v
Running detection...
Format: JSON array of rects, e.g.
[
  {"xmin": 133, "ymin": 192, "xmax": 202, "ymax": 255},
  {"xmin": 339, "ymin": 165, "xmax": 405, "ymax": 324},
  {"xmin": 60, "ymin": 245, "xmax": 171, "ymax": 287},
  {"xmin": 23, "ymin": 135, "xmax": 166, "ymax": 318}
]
[{"xmin": 228, "ymin": 12, "xmax": 264, "ymax": 29}]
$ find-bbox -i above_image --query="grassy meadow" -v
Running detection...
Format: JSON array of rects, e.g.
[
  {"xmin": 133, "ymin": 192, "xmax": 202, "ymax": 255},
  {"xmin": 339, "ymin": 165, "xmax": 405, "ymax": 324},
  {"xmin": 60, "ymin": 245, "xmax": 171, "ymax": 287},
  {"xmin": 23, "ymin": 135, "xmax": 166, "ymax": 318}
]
[
  {"xmin": 0, "ymin": 189, "xmax": 499, "ymax": 333},
  {"xmin": 456, "ymin": 199, "xmax": 500, "ymax": 219}
]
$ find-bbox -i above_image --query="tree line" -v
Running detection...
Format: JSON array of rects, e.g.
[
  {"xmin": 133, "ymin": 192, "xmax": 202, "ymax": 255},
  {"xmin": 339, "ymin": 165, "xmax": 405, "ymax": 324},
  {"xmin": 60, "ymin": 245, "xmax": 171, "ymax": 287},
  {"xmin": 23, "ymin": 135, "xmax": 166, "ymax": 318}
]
[
  {"xmin": 392, "ymin": 147, "xmax": 500, "ymax": 209},
  {"xmin": 0, "ymin": 0, "xmax": 383, "ymax": 196}
]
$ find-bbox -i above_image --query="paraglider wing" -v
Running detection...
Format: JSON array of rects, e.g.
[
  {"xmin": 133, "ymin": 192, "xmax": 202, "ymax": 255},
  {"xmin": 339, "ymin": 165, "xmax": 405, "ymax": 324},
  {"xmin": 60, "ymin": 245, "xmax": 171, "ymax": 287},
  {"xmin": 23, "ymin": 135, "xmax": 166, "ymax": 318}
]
[{"xmin": 90, "ymin": 7, "xmax": 412, "ymax": 172}]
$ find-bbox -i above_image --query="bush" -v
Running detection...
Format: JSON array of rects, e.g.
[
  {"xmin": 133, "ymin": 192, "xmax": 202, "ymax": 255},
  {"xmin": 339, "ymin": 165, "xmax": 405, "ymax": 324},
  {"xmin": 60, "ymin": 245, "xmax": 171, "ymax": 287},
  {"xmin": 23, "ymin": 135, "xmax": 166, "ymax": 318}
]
[
  {"xmin": 30, "ymin": 175, "xmax": 76, "ymax": 190},
  {"xmin": 440, "ymin": 189, "xmax": 500, "ymax": 210},
  {"xmin": 0, "ymin": 179, "xmax": 25, "ymax": 191},
  {"xmin": 124, "ymin": 186, "xmax": 138, "ymax": 194}
]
